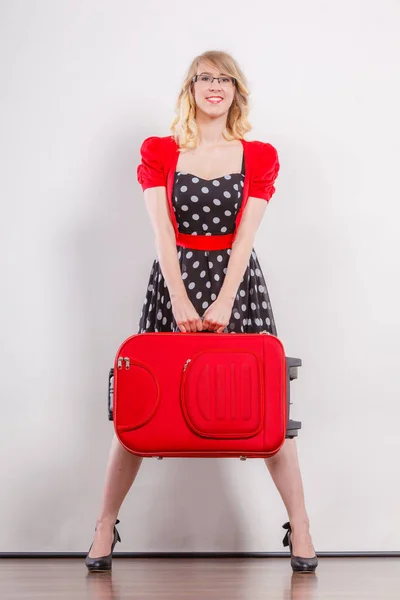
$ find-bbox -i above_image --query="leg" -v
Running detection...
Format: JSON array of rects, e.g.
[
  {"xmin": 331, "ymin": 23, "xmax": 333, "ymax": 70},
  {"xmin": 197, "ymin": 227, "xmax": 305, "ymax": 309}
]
[
  {"xmin": 264, "ymin": 438, "xmax": 316, "ymax": 557},
  {"xmin": 88, "ymin": 433, "xmax": 143, "ymax": 558}
]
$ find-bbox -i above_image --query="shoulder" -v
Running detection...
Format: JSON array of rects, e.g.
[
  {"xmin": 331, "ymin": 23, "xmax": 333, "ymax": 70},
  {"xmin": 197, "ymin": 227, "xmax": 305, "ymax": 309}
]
[
  {"xmin": 246, "ymin": 139, "xmax": 280, "ymax": 200},
  {"xmin": 139, "ymin": 135, "xmax": 176, "ymax": 155},
  {"xmin": 245, "ymin": 139, "xmax": 278, "ymax": 163},
  {"xmin": 137, "ymin": 136, "xmax": 176, "ymax": 189}
]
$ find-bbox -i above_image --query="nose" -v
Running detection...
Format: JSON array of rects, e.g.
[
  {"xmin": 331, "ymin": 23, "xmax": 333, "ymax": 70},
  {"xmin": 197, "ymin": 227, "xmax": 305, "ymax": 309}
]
[{"xmin": 209, "ymin": 78, "xmax": 222, "ymax": 92}]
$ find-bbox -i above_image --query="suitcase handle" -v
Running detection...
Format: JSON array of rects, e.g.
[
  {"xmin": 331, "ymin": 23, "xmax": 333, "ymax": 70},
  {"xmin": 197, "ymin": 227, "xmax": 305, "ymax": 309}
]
[
  {"xmin": 108, "ymin": 368, "xmax": 114, "ymax": 421},
  {"xmin": 196, "ymin": 315, "xmax": 228, "ymax": 333},
  {"xmin": 285, "ymin": 357, "xmax": 302, "ymax": 438}
]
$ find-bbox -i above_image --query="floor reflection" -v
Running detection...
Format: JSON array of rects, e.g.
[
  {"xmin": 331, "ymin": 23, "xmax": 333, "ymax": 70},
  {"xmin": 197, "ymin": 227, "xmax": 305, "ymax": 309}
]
[
  {"xmin": 86, "ymin": 571, "xmax": 120, "ymax": 600},
  {"xmin": 85, "ymin": 565, "xmax": 319, "ymax": 600},
  {"xmin": 286, "ymin": 572, "xmax": 319, "ymax": 600}
]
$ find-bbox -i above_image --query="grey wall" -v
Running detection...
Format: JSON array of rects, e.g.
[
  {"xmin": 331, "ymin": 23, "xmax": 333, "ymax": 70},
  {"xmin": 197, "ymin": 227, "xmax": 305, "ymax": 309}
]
[{"xmin": 1, "ymin": 0, "xmax": 399, "ymax": 552}]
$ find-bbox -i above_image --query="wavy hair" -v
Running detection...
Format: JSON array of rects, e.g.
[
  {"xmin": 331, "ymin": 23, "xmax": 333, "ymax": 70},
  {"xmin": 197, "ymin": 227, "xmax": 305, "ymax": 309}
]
[{"xmin": 170, "ymin": 50, "xmax": 252, "ymax": 150}]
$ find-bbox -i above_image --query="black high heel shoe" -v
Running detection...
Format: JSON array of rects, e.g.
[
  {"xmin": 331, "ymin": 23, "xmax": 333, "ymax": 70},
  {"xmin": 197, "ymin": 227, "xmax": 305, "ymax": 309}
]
[
  {"xmin": 282, "ymin": 522, "xmax": 318, "ymax": 573},
  {"xmin": 85, "ymin": 519, "xmax": 121, "ymax": 573}
]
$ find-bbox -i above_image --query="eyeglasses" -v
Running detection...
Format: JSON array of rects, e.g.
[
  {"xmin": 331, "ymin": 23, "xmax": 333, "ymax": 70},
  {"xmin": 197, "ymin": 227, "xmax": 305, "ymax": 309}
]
[{"xmin": 192, "ymin": 74, "xmax": 237, "ymax": 87}]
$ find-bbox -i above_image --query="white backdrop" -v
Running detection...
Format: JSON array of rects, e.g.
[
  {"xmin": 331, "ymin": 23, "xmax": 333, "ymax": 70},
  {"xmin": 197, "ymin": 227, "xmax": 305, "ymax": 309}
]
[{"xmin": 1, "ymin": 0, "xmax": 399, "ymax": 552}]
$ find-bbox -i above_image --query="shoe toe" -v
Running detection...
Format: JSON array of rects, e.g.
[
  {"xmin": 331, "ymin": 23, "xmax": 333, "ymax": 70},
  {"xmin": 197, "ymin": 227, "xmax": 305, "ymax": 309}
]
[
  {"xmin": 85, "ymin": 554, "xmax": 112, "ymax": 571},
  {"xmin": 291, "ymin": 555, "xmax": 318, "ymax": 572},
  {"xmin": 86, "ymin": 560, "xmax": 111, "ymax": 572}
]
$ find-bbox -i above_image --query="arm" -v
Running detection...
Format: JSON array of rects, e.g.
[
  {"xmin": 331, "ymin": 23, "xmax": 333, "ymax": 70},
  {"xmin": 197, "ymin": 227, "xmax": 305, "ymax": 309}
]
[
  {"xmin": 143, "ymin": 186, "xmax": 188, "ymax": 300},
  {"xmin": 137, "ymin": 136, "xmax": 188, "ymax": 301},
  {"xmin": 219, "ymin": 197, "xmax": 268, "ymax": 302},
  {"xmin": 219, "ymin": 142, "xmax": 280, "ymax": 302}
]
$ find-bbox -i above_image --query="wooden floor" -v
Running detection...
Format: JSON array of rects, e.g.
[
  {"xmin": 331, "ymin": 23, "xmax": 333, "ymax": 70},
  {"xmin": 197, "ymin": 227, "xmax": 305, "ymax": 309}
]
[{"xmin": 0, "ymin": 557, "xmax": 399, "ymax": 599}]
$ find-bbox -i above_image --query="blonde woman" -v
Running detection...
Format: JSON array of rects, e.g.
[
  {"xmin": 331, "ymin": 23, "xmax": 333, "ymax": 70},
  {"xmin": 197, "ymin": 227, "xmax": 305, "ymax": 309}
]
[{"xmin": 86, "ymin": 50, "xmax": 318, "ymax": 573}]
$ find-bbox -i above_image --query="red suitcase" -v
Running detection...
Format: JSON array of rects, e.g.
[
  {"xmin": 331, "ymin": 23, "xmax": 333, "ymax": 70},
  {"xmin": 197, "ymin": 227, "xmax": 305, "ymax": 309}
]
[{"xmin": 108, "ymin": 331, "xmax": 302, "ymax": 460}]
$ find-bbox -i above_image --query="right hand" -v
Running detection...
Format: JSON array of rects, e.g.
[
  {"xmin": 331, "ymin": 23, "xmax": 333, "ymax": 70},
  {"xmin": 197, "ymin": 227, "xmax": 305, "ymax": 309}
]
[{"xmin": 170, "ymin": 294, "xmax": 204, "ymax": 333}]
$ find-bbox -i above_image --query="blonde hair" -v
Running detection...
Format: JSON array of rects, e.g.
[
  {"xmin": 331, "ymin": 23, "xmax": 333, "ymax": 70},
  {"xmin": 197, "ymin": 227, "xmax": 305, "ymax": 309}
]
[{"xmin": 170, "ymin": 50, "xmax": 252, "ymax": 150}]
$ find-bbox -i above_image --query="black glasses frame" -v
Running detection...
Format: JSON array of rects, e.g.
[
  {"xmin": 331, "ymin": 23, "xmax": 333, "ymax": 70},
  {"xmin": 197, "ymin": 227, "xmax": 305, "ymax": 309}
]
[{"xmin": 192, "ymin": 74, "xmax": 237, "ymax": 86}]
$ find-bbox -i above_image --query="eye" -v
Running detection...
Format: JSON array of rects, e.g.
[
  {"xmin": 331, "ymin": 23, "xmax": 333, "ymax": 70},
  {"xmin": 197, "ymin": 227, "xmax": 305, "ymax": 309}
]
[
  {"xmin": 201, "ymin": 75, "xmax": 211, "ymax": 82},
  {"xmin": 221, "ymin": 77, "xmax": 231, "ymax": 83}
]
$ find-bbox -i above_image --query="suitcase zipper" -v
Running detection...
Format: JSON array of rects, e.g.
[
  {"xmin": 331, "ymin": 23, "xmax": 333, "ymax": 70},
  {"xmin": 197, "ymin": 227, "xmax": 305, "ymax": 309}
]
[
  {"xmin": 117, "ymin": 357, "xmax": 131, "ymax": 370},
  {"xmin": 182, "ymin": 334, "xmax": 269, "ymax": 373},
  {"xmin": 119, "ymin": 332, "xmax": 269, "ymax": 372}
]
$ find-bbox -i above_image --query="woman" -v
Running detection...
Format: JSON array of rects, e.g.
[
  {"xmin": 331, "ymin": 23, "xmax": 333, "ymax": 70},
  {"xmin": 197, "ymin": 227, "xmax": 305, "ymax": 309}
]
[{"xmin": 86, "ymin": 50, "xmax": 318, "ymax": 573}]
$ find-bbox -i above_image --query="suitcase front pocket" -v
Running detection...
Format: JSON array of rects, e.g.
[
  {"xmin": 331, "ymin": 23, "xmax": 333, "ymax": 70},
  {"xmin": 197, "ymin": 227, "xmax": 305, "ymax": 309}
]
[
  {"xmin": 115, "ymin": 360, "xmax": 160, "ymax": 432},
  {"xmin": 180, "ymin": 349, "xmax": 264, "ymax": 439}
]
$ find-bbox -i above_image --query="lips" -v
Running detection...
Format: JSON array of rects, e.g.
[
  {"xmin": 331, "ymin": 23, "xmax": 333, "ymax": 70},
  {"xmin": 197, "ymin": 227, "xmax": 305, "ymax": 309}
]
[{"xmin": 206, "ymin": 96, "xmax": 223, "ymax": 104}]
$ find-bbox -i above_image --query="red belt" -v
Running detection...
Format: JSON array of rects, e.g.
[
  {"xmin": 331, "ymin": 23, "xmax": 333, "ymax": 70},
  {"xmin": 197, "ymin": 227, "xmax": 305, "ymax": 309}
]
[{"xmin": 175, "ymin": 231, "xmax": 233, "ymax": 250}]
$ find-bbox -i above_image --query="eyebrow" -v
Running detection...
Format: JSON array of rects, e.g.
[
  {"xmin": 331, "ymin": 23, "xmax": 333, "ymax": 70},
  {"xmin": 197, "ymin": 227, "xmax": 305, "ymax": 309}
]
[{"xmin": 198, "ymin": 71, "xmax": 229, "ymax": 76}]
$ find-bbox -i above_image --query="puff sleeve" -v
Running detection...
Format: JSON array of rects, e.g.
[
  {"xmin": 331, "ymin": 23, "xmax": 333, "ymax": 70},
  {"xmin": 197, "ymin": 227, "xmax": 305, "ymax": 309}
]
[
  {"xmin": 248, "ymin": 142, "xmax": 280, "ymax": 202},
  {"xmin": 136, "ymin": 136, "xmax": 166, "ymax": 191}
]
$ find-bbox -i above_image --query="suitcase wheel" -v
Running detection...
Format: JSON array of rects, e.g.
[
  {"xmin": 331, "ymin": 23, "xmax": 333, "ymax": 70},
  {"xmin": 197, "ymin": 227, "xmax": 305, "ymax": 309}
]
[{"xmin": 286, "ymin": 419, "xmax": 302, "ymax": 438}]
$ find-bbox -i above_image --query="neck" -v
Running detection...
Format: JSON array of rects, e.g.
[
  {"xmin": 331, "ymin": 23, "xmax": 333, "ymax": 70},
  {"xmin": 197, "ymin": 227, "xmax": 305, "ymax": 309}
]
[{"xmin": 195, "ymin": 111, "xmax": 228, "ymax": 146}]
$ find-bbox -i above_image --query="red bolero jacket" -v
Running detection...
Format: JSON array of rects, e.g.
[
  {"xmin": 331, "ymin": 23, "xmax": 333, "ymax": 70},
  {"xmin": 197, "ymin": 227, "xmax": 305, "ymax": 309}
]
[{"xmin": 137, "ymin": 135, "xmax": 280, "ymax": 249}]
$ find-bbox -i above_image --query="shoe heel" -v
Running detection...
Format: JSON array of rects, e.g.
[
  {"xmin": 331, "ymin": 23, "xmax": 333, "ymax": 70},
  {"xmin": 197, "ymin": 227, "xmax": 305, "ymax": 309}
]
[
  {"xmin": 85, "ymin": 519, "xmax": 121, "ymax": 573},
  {"xmin": 282, "ymin": 521, "xmax": 318, "ymax": 573}
]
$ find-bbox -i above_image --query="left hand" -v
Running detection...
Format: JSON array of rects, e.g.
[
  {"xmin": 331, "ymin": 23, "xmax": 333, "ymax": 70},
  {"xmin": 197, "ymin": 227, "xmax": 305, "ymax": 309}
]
[{"xmin": 201, "ymin": 295, "xmax": 234, "ymax": 333}]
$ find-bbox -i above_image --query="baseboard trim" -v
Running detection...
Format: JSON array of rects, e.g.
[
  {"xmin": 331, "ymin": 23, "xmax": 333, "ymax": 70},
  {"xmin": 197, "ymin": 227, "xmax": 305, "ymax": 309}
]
[{"xmin": 1, "ymin": 551, "xmax": 399, "ymax": 558}]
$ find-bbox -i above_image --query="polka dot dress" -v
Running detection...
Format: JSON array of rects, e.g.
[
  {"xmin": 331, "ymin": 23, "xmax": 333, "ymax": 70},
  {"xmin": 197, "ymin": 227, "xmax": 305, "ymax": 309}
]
[{"xmin": 138, "ymin": 153, "xmax": 278, "ymax": 335}]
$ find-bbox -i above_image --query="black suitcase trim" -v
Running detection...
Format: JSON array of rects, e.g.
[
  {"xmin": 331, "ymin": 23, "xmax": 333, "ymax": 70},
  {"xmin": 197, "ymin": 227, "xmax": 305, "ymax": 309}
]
[{"xmin": 108, "ymin": 368, "xmax": 114, "ymax": 421}]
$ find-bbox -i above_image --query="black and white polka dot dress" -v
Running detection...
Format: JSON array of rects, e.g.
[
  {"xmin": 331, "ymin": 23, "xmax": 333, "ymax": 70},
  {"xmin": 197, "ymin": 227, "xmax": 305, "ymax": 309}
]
[{"xmin": 138, "ymin": 153, "xmax": 278, "ymax": 335}]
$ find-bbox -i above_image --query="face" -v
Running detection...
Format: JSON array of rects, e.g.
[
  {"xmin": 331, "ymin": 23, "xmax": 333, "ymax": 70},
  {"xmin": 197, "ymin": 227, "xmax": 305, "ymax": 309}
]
[{"xmin": 191, "ymin": 62, "xmax": 236, "ymax": 117}]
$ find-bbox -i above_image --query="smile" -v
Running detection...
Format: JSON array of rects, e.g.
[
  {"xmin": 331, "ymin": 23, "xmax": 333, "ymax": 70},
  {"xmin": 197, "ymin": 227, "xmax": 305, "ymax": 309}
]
[{"xmin": 206, "ymin": 97, "xmax": 223, "ymax": 104}]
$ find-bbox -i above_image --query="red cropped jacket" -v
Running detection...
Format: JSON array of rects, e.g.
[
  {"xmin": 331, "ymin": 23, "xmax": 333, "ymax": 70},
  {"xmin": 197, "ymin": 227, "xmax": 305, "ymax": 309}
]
[{"xmin": 137, "ymin": 135, "xmax": 280, "ymax": 250}]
